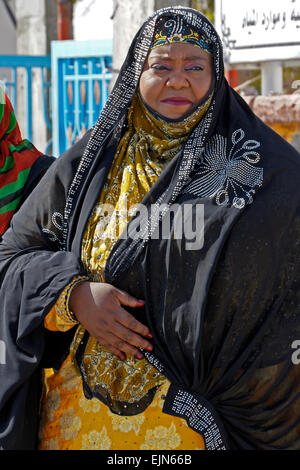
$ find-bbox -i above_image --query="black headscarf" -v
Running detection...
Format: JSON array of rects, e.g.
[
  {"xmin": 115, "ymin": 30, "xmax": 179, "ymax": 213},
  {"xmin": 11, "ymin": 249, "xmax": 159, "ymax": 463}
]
[{"xmin": 1, "ymin": 6, "xmax": 300, "ymax": 450}]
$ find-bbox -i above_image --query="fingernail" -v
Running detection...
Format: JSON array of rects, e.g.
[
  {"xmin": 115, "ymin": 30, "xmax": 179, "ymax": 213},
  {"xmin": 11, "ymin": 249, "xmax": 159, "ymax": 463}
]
[
  {"xmin": 136, "ymin": 352, "xmax": 143, "ymax": 359},
  {"xmin": 147, "ymin": 334, "xmax": 153, "ymax": 338},
  {"xmin": 147, "ymin": 346, "xmax": 152, "ymax": 352}
]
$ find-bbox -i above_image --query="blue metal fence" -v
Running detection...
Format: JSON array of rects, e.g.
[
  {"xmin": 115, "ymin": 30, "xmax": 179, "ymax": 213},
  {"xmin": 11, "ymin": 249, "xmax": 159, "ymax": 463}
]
[
  {"xmin": 0, "ymin": 55, "xmax": 51, "ymax": 148},
  {"xmin": 51, "ymin": 40, "xmax": 113, "ymax": 156},
  {"xmin": 0, "ymin": 40, "xmax": 113, "ymax": 157}
]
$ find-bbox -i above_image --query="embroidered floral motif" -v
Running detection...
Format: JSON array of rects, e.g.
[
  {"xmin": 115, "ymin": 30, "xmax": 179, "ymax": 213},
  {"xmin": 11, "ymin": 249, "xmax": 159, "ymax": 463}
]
[
  {"xmin": 44, "ymin": 389, "xmax": 61, "ymax": 422},
  {"xmin": 44, "ymin": 438, "xmax": 60, "ymax": 450},
  {"xmin": 59, "ymin": 409, "xmax": 82, "ymax": 440},
  {"xmin": 140, "ymin": 422, "xmax": 181, "ymax": 450},
  {"xmin": 183, "ymin": 128, "xmax": 263, "ymax": 209},
  {"xmin": 78, "ymin": 397, "xmax": 102, "ymax": 413},
  {"xmin": 60, "ymin": 362, "xmax": 81, "ymax": 391},
  {"xmin": 108, "ymin": 411, "xmax": 145, "ymax": 435},
  {"xmin": 81, "ymin": 428, "xmax": 111, "ymax": 450}
]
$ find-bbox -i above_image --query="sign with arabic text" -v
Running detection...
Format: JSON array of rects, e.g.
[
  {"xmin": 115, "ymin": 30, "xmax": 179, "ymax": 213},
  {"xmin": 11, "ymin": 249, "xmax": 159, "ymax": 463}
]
[{"xmin": 215, "ymin": 0, "xmax": 300, "ymax": 64}]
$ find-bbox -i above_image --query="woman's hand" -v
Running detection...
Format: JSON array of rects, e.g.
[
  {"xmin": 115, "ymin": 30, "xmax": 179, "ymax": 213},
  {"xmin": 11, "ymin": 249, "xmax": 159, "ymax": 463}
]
[{"xmin": 69, "ymin": 281, "xmax": 152, "ymax": 361}]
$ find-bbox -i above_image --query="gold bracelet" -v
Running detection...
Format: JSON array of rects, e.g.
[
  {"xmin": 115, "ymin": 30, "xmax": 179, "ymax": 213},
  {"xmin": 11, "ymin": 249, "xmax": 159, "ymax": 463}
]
[{"xmin": 55, "ymin": 275, "xmax": 88, "ymax": 325}]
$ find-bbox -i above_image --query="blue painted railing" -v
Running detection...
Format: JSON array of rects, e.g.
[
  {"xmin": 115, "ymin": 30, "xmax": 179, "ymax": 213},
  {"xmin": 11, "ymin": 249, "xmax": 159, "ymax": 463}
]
[
  {"xmin": 0, "ymin": 40, "xmax": 113, "ymax": 157},
  {"xmin": 51, "ymin": 40, "xmax": 113, "ymax": 156},
  {"xmin": 0, "ymin": 55, "xmax": 51, "ymax": 151}
]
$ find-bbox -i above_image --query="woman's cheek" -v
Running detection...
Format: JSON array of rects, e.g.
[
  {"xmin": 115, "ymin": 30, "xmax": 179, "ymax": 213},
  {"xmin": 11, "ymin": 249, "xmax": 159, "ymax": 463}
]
[{"xmin": 140, "ymin": 75, "xmax": 162, "ymax": 102}]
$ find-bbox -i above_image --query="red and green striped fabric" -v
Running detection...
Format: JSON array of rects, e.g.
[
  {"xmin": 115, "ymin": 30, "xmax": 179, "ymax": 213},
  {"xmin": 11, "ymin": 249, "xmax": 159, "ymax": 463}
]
[{"xmin": 0, "ymin": 90, "xmax": 42, "ymax": 235}]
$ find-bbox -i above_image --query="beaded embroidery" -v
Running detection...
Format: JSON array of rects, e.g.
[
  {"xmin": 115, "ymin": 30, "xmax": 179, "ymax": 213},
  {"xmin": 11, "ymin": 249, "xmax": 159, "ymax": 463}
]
[
  {"xmin": 42, "ymin": 211, "xmax": 64, "ymax": 245},
  {"xmin": 163, "ymin": 385, "xmax": 227, "ymax": 450},
  {"xmin": 182, "ymin": 128, "xmax": 263, "ymax": 209},
  {"xmin": 151, "ymin": 16, "xmax": 213, "ymax": 54}
]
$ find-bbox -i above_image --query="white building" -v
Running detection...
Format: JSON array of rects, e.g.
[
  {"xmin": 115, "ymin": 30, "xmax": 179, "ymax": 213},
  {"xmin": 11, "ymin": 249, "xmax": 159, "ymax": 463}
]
[{"xmin": 0, "ymin": 0, "xmax": 17, "ymax": 86}]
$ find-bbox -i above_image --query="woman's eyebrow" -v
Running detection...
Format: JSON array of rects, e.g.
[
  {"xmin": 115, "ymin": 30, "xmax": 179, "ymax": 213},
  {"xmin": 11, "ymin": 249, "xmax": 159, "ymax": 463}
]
[
  {"xmin": 185, "ymin": 55, "xmax": 209, "ymax": 61},
  {"xmin": 149, "ymin": 54, "xmax": 209, "ymax": 61}
]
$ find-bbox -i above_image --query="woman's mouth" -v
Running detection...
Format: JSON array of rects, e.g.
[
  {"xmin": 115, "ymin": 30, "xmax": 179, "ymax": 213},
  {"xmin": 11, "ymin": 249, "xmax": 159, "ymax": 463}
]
[{"xmin": 160, "ymin": 97, "xmax": 193, "ymax": 106}]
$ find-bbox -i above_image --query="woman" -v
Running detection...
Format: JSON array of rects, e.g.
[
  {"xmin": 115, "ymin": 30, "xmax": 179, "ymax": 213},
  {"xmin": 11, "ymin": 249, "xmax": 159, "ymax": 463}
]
[
  {"xmin": 1, "ymin": 6, "xmax": 300, "ymax": 450},
  {"xmin": 0, "ymin": 89, "xmax": 54, "ymax": 236}
]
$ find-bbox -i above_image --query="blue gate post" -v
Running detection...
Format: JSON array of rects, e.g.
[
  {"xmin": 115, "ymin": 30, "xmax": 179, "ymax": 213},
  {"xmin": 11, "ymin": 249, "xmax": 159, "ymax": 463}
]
[{"xmin": 51, "ymin": 39, "xmax": 113, "ymax": 157}]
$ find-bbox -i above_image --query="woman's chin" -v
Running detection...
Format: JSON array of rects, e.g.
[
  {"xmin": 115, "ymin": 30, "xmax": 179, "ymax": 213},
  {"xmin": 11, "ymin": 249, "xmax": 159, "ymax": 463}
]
[{"xmin": 158, "ymin": 105, "xmax": 192, "ymax": 120}]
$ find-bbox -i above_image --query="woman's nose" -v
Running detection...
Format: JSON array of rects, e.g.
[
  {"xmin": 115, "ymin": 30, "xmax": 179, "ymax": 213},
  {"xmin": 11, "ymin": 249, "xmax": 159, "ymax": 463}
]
[{"xmin": 166, "ymin": 71, "xmax": 189, "ymax": 89}]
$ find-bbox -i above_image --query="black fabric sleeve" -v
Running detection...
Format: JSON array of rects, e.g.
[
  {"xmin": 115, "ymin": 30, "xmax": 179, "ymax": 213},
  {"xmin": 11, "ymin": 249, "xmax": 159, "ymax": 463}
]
[{"xmin": 0, "ymin": 133, "xmax": 91, "ymax": 450}]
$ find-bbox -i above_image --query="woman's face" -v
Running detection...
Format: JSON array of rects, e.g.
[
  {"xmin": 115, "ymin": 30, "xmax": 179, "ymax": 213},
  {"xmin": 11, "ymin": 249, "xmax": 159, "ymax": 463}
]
[{"xmin": 139, "ymin": 43, "xmax": 213, "ymax": 119}]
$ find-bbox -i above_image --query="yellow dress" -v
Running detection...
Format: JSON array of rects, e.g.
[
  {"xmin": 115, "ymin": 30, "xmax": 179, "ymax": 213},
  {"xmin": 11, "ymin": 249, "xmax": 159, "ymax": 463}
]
[{"xmin": 38, "ymin": 93, "xmax": 211, "ymax": 450}]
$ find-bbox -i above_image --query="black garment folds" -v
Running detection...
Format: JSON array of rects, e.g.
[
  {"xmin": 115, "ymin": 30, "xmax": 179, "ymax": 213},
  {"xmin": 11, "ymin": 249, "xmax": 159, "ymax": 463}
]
[{"xmin": 1, "ymin": 7, "xmax": 300, "ymax": 449}]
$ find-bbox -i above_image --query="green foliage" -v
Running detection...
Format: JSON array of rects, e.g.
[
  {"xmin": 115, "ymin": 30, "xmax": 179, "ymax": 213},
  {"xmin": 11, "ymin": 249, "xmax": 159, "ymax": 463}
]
[
  {"xmin": 192, "ymin": 0, "xmax": 214, "ymax": 23},
  {"xmin": 283, "ymin": 67, "xmax": 300, "ymax": 94}
]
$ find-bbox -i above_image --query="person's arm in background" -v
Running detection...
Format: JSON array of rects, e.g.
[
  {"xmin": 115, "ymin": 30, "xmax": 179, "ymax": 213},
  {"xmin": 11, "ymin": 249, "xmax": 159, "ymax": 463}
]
[{"xmin": 0, "ymin": 87, "xmax": 54, "ymax": 236}]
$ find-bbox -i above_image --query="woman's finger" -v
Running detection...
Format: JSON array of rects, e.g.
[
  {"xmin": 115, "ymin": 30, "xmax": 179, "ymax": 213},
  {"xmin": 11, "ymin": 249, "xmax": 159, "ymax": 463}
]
[
  {"xmin": 100, "ymin": 332, "xmax": 144, "ymax": 359},
  {"xmin": 107, "ymin": 319, "xmax": 153, "ymax": 352},
  {"xmin": 115, "ymin": 307, "xmax": 152, "ymax": 339},
  {"xmin": 115, "ymin": 288, "xmax": 145, "ymax": 308}
]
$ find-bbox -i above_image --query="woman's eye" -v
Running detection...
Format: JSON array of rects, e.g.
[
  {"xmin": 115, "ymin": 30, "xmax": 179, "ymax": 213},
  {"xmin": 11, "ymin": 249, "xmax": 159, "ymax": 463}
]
[
  {"xmin": 151, "ymin": 64, "xmax": 170, "ymax": 71},
  {"xmin": 185, "ymin": 66, "xmax": 204, "ymax": 71}
]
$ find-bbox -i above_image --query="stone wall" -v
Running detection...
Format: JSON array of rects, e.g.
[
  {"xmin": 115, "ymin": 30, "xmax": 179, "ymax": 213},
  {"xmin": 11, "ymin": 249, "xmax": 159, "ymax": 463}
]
[{"xmin": 242, "ymin": 94, "xmax": 300, "ymax": 153}]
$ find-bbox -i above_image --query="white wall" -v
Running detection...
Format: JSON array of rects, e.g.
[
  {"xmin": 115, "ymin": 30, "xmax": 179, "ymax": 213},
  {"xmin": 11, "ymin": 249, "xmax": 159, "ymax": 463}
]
[
  {"xmin": 0, "ymin": 1, "xmax": 17, "ymax": 91},
  {"xmin": 15, "ymin": 0, "xmax": 48, "ymax": 151},
  {"xmin": 0, "ymin": 1, "xmax": 16, "ymax": 55},
  {"xmin": 112, "ymin": 0, "xmax": 154, "ymax": 75},
  {"xmin": 73, "ymin": 0, "xmax": 113, "ymax": 40}
]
